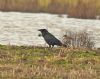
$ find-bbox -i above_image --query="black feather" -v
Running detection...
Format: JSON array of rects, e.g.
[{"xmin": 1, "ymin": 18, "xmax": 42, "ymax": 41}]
[{"xmin": 38, "ymin": 29, "xmax": 62, "ymax": 47}]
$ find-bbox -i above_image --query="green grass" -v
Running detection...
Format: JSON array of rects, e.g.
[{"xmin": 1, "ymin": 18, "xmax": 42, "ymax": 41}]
[{"xmin": 0, "ymin": 45, "xmax": 99, "ymax": 79}]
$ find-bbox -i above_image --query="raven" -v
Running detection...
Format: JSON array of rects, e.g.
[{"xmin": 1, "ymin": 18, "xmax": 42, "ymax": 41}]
[{"xmin": 38, "ymin": 29, "xmax": 62, "ymax": 47}]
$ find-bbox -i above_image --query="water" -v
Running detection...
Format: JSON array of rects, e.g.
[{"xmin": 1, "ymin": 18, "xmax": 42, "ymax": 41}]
[{"xmin": 0, "ymin": 12, "xmax": 100, "ymax": 47}]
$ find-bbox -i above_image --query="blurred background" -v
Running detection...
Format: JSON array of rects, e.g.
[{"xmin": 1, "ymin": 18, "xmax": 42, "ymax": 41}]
[{"xmin": 0, "ymin": 0, "xmax": 100, "ymax": 19}]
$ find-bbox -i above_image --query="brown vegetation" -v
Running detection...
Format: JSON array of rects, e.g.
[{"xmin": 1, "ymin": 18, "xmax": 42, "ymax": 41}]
[
  {"xmin": 62, "ymin": 30, "xmax": 94, "ymax": 49},
  {"xmin": 0, "ymin": 0, "xmax": 100, "ymax": 19},
  {"xmin": 67, "ymin": 0, "xmax": 98, "ymax": 19}
]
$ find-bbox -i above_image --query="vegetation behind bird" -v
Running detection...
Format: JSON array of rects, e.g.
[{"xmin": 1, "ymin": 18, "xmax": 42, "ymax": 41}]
[
  {"xmin": 62, "ymin": 30, "xmax": 95, "ymax": 49},
  {"xmin": 0, "ymin": 0, "xmax": 99, "ymax": 19}
]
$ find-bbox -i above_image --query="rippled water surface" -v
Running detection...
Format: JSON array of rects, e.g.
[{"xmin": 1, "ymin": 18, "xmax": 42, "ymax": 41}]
[{"xmin": 0, "ymin": 12, "xmax": 100, "ymax": 47}]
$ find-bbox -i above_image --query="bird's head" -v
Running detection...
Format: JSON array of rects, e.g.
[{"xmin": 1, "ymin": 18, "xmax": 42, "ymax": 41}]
[
  {"xmin": 38, "ymin": 29, "xmax": 48, "ymax": 36},
  {"xmin": 38, "ymin": 29, "xmax": 48, "ymax": 33}
]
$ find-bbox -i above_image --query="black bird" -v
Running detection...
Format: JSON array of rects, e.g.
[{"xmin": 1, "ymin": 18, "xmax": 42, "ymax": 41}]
[{"xmin": 38, "ymin": 29, "xmax": 62, "ymax": 47}]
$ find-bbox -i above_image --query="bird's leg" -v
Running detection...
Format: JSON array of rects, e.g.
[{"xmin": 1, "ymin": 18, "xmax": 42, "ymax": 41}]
[
  {"xmin": 49, "ymin": 45, "xmax": 51, "ymax": 48},
  {"xmin": 52, "ymin": 45, "xmax": 54, "ymax": 48}
]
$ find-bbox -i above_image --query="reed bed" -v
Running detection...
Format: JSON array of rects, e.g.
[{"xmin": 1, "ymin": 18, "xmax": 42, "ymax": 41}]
[{"xmin": 0, "ymin": 0, "xmax": 100, "ymax": 19}]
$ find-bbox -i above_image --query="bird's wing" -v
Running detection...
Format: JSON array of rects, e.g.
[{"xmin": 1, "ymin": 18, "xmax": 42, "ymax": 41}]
[{"xmin": 44, "ymin": 33, "xmax": 62, "ymax": 45}]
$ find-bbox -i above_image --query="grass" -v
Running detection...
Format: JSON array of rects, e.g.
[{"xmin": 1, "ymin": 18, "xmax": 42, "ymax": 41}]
[{"xmin": 0, "ymin": 45, "xmax": 99, "ymax": 79}]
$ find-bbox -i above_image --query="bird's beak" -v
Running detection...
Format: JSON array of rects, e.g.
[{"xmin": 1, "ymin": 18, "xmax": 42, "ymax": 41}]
[{"xmin": 38, "ymin": 29, "xmax": 41, "ymax": 31}]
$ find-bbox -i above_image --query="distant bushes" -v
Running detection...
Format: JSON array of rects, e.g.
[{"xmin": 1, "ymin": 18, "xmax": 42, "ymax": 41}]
[{"xmin": 0, "ymin": 0, "xmax": 100, "ymax": 19}]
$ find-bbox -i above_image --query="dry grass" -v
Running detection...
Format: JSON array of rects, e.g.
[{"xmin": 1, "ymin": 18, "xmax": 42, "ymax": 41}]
[
  {"xmin": 0, "ymin": 45, "xmax": 99, "ymax": 79},
  {"xmin": 0, "ymin": 0, "xmax": 100, "ymax": 19},
  {"xmin": 67, "ymin": 0, "xmax": 98, "ymax": 19}
]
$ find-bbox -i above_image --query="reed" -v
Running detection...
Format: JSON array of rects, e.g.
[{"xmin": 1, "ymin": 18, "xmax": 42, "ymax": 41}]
[{"xmin": 0, "ymin": 0, "xmax": 99, "ymax": 18}]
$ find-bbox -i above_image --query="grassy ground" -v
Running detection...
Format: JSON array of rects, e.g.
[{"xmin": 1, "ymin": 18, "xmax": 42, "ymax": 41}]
[{"xmin": 0, "ymin": 45, "xmax": 100, "ymax": 79}]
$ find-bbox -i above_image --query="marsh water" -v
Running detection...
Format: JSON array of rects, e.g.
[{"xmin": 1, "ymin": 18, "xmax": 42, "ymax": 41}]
[{"xmin": 0, "ymin": 12, "xmax": 100, "ymax": 48}]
